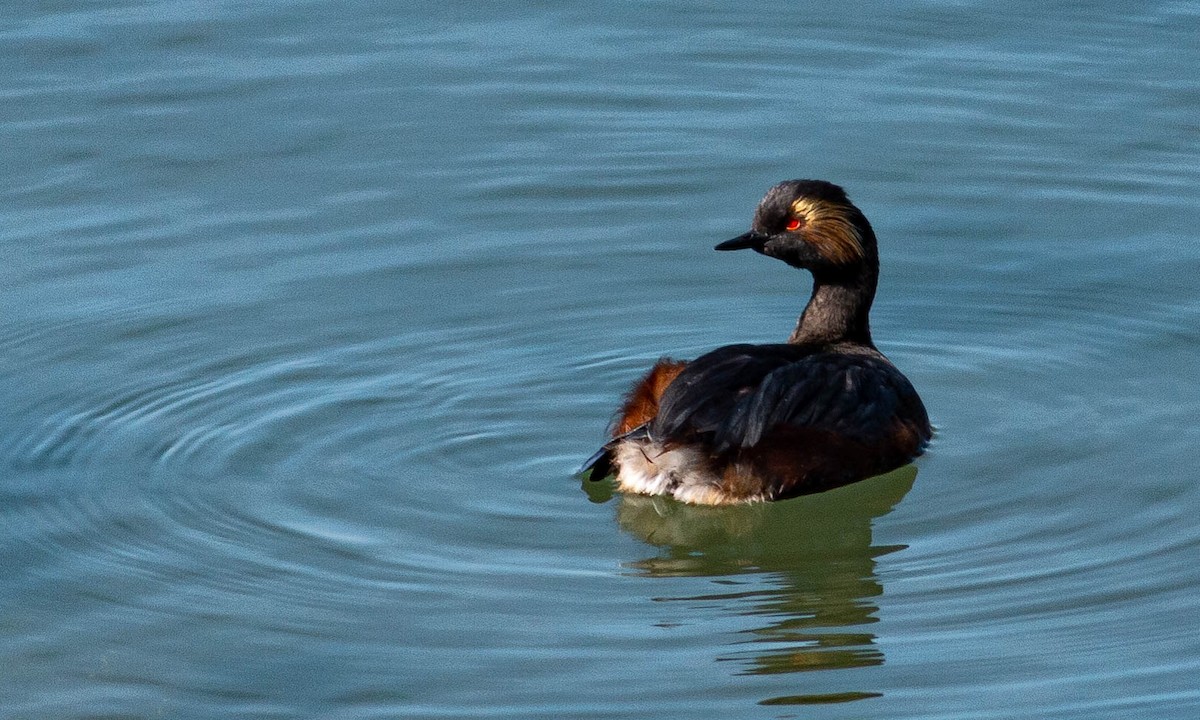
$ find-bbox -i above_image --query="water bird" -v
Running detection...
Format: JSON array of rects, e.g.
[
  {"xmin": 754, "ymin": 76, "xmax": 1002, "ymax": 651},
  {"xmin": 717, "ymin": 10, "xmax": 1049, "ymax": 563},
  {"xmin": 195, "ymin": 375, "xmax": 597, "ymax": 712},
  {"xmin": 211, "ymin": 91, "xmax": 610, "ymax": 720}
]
[{"xmin": 582, "ymin": 179, "xmax": 931, "ymax": 504}]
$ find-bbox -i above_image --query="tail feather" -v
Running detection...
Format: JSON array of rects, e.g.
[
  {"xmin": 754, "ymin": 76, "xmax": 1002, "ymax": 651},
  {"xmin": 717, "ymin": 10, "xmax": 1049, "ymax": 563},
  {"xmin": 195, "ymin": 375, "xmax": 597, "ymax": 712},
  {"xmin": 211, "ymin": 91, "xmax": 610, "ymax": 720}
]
[
  {"xmin": 580, "ymin": 446, "xmax": 614, "ymax": 482},
  {"xmin": 578, "ymin": 424, "xmax": 651, "ymax": 481}
]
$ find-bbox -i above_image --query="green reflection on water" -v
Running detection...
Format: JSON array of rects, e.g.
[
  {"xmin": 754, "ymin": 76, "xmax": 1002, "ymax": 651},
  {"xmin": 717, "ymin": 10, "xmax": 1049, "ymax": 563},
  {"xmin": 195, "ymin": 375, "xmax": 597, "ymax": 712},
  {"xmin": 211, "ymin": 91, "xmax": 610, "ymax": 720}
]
[{"xmin": 605, "ymin": 466, "xmax": 915, "ymax": 704}]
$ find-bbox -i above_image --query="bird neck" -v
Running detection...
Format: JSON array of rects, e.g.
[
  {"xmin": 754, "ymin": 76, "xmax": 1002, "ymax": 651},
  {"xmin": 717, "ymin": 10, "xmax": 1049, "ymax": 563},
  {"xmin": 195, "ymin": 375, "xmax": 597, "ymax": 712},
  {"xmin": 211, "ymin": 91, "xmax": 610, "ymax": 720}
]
[{"xmin": 788, "ymin": 264, "xmax": 877, "ymax": 346}]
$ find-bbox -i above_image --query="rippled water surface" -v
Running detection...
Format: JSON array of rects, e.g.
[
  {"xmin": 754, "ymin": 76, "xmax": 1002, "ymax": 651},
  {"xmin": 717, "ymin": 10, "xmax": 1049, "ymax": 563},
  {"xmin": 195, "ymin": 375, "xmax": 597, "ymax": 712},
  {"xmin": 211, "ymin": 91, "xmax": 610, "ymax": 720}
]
[{"xmin": 4, "ymin": 2, "xmax": 1200, "ymax": 718}]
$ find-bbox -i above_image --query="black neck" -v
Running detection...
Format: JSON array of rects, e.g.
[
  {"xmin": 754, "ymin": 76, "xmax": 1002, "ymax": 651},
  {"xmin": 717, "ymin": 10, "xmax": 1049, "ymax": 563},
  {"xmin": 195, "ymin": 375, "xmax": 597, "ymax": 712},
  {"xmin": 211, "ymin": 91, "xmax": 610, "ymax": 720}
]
[{"xmin": 788, "ymin": 264, "xmax": 877, "ymax": 346}]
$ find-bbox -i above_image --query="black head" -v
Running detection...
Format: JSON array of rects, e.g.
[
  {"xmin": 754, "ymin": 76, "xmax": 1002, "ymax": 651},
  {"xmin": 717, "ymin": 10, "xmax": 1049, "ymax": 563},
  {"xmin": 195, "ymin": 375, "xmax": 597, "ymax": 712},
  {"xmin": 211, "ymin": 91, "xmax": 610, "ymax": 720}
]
[{"xmin": 715, "ymin": 179, "xmax": 877, "ymax": 273}]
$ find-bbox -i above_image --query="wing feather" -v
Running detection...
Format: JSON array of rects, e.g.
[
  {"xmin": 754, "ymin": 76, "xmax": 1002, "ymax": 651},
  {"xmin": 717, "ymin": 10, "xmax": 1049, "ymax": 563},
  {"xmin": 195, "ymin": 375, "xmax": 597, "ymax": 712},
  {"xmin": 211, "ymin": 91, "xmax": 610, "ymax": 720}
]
[{"xmin": 652, "ymin": 345, "xmax": 926, "ymax": 454}]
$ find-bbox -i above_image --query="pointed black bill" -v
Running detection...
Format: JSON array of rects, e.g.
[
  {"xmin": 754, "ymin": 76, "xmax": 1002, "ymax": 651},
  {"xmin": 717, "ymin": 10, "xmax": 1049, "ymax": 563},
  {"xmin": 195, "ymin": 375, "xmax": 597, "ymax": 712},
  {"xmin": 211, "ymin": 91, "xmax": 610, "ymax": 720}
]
[{"xmin": 715, "ymin": 231, "xmax": 768, "ymax": 252}]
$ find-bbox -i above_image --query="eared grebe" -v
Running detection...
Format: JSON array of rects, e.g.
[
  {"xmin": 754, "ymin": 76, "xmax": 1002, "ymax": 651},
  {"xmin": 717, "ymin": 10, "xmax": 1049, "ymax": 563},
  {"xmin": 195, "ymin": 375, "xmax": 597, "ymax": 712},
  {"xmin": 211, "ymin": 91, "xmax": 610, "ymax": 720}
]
[{"xmin": 582, "ymin": 179, "xmax": 931, "ymax": 505}]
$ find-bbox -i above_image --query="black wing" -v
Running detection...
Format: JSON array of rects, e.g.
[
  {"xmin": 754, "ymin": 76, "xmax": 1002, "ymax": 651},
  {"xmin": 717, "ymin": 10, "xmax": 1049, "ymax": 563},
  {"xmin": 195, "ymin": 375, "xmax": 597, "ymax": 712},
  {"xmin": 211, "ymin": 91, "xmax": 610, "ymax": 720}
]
[
  {"xmin": 653, "ymin": 344, "xmax": 927, "ymax": 454},
  {"xmin": 653, "ymin": 344, "xmax": 796, "ymax": 438}
]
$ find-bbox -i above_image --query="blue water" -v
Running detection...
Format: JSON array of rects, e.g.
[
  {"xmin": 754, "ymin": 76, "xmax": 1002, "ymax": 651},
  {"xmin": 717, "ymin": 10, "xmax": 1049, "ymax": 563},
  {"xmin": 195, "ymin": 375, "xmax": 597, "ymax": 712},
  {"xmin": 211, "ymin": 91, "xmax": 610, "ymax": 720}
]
[{"xmin": 4, "ymin": 2, "xmax": 1200, "ymax": 717}]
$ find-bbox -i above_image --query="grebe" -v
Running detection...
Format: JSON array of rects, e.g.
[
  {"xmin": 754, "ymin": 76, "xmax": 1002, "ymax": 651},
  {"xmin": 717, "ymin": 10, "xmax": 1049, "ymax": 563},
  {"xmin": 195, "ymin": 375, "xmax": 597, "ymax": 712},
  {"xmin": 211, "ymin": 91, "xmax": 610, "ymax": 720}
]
[{"xmin": 582, "ymin": 179, "xmax": 931, "ymax": 505}]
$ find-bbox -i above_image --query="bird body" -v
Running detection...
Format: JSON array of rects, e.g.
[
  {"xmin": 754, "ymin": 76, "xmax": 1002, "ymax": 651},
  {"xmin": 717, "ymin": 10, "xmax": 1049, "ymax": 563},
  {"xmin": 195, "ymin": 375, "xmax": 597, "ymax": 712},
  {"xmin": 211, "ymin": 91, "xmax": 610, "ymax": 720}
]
[{"xmin": 583, "ymin": 180, "xmax": 931, "ymax": 504}]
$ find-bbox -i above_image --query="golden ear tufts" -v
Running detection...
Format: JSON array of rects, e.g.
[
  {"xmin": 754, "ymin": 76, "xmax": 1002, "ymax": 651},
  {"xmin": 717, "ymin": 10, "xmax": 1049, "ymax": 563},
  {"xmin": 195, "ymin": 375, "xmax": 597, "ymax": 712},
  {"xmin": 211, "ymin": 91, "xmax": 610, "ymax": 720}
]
[{"xmin": 790, "ymin": 197, "xmax": 865, "ymax": 264}]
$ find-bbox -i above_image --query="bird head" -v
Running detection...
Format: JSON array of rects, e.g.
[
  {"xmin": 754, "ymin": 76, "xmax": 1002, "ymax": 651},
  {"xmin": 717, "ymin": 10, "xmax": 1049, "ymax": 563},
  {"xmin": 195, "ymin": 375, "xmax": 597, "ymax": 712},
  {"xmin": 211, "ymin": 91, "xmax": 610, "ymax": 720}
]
[{"xmin": 715, "ymin": 179, "xmax": 877, "ymax": 273}]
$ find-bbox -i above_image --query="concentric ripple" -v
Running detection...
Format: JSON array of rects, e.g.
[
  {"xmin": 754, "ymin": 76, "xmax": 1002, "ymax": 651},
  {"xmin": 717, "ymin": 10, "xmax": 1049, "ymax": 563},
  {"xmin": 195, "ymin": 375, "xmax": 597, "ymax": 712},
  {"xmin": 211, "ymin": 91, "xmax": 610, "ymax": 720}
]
[{"xmin": 6, "ymin": 0, "xmax": 1200, "ymax": 717}]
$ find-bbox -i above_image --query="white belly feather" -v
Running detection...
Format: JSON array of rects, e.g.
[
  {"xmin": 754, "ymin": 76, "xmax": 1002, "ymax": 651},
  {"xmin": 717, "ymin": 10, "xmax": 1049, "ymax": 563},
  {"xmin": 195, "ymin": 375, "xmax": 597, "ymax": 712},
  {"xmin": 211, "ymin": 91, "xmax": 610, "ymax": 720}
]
[{"xmin": 612, "ymin": 440, "xmax": 764, "ymax": 505}]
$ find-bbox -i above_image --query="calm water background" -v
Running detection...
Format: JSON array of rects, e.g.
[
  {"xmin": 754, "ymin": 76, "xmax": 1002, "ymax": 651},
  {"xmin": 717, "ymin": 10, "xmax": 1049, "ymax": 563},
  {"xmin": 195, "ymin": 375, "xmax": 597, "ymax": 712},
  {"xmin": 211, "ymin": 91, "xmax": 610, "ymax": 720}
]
[{"xmin": 3, "ymin": 2, "xmax": 1199, "ymax": 718}]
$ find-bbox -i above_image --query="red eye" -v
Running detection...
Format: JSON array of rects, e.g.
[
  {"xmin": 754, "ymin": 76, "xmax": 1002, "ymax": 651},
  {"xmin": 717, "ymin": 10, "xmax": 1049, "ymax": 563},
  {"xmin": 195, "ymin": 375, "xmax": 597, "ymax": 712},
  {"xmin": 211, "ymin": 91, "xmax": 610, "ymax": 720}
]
[{"xmin": 785, "ymin": 218, "xmax": 802, "ymax": 231}]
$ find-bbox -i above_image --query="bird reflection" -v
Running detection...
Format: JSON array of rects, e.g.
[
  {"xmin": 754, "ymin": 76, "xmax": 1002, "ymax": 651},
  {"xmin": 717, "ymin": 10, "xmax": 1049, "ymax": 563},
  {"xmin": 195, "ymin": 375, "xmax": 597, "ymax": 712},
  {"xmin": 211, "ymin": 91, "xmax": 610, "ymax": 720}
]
[{"xmin": 591, "ymin": 466, "xmax": 915, "ymax": 706}]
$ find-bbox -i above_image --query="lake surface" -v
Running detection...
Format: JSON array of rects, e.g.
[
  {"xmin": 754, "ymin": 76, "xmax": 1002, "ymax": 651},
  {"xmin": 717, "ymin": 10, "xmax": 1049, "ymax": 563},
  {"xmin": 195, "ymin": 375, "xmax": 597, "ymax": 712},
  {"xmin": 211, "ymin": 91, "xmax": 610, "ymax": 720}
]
[{"xmin": 4, "ymin": 2, "xmax": 1200, "ymax": 717}]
